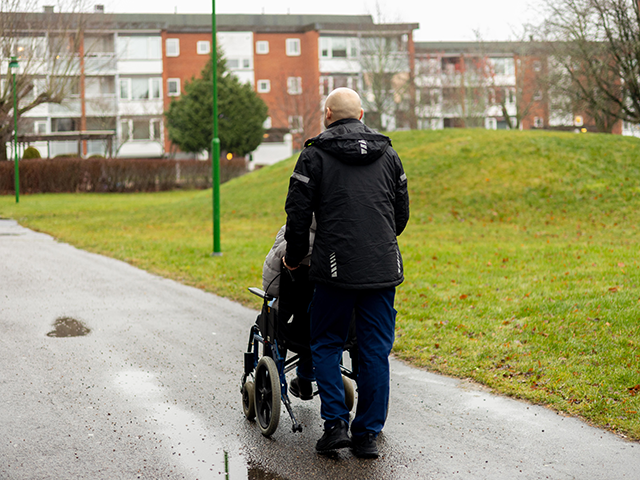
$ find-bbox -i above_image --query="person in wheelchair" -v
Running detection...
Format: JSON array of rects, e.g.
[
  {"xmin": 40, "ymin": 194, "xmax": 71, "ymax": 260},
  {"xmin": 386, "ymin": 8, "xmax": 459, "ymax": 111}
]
[{"xmin": 262, "ymin": 218, "xmax": 317, "ymax": 400}]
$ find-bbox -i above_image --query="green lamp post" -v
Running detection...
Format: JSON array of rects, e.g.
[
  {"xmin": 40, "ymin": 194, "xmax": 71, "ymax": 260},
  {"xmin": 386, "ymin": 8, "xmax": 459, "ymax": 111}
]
[
  {"xmin": 211, "ymin": 1, "xmax": 221, "ymax": 255},
  {"xmin": 9, "ymin": 56, "xmax": 19, "ymax": 203}
]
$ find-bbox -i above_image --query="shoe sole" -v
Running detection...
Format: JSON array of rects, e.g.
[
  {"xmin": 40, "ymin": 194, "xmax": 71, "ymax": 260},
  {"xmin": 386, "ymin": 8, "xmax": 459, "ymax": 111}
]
[
  {"xmin": 316, "ymin": 439, "xmax": 352, "ymax": 453},
  {"xmin": 352, "ymin": 449, "xmax": 379, "ymax": 459}
]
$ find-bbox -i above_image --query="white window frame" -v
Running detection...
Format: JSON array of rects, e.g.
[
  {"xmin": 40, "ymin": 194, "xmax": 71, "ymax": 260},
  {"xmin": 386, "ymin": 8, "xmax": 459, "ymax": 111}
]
[
  {"xmin": 257, "ymin": 79, "xmax": 271, "ymax": 93},
  {"xmin": 119, "ymin": 119, "xmax": 132, "ymax": 142},
  {"xmin": 150, "ymin": 118, "xmax": 162, "ymax": 141},
  {"xmin": 119, "ymin": 77, "xmax": 162, "ymax": 100},
  {"xmin": 287, "ymin": 76, "xmax": 302, "ymax": 95},
  {"xmin": 263, "ymin": 116, "xmax": 272, "ymax": 129},
  {"xmin": 533, "ymin": 116, "xmax": 544, "ymax": 128},
  {"xmin": 167, "ymin": 78, "xmax": 181, "ymax": 97},
  {"xmin": 256, "ymin": 41, "xmax": 269, "ymax": 54},
  {"xmin": 197, "ymin": 40, "xmax": 210, "ymax": 55},
  {"xmin": 166, "ymin": 38, "xmax": 180, "ymax": 57},
  {"xmin": 150, "ymin": 78, "xmax": 162, "ymax": 100},
  {"xmin": 286, "ymin": 38, "xmax": 301, "ymax": 56},
  {"xmin": 120, "ymin": 118, "xmax": 162, "ymax": 142}
]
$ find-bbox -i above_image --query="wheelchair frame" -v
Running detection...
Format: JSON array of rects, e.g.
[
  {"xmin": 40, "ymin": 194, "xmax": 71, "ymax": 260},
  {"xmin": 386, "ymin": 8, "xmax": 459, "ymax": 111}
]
[{"xmin": 241, "ymin": 286, "xmax": 357, "ymax": 437}]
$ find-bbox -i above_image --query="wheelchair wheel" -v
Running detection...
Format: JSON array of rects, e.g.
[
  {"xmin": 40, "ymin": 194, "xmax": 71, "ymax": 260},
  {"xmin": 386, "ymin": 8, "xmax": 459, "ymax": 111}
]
[
  {"xmin": 343, "ymin": 375, "xmax": 355, "ymax": 412},
  {"xmin": 242, "ymin": 381, "xmax": 256, "ymax": 420},
  {"xmin": 254, "ymin": 356, "xmax": 281, "ymax": 436}
]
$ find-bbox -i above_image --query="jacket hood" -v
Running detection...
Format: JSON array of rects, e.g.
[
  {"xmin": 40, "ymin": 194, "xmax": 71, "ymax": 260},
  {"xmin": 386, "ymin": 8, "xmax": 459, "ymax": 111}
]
[{"xmin": 304, "ymin": 118, "xmax": 391, "ymax": 165}]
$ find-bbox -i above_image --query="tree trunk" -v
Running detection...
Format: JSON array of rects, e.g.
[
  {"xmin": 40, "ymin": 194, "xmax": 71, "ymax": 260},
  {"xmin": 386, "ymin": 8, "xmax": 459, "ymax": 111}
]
[{"xmin": 0, "ymin": 134, "xmax": 9, "ymax": 162}]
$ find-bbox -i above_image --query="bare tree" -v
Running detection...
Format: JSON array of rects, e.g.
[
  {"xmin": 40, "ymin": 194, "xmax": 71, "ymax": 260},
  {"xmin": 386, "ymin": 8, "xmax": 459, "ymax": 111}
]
[
  {"xmin": 0, "ymin": 0, "xmax": 90, "ymax": 160},
  {"xmin": 268, "ymin": 71, "xmax": 322, "ymax": 151},
  {"xmin": 539, "ymin": 0, "xmax": 640, "ymax": 132},
  {"xmin": 360, "ymin": 33, "xmax": 413, "ymax": 131},
  {"xmin": 474, "ymin": 35, "xmax": 545, "ymax": 130}
]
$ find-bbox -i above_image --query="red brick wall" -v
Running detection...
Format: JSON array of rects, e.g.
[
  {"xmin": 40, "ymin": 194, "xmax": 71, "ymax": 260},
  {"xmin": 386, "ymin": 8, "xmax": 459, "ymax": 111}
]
[
  {"xmin": 253, "ymin": 30, "xmax": 321, "ymax": 149},
  {"xmin": 162, "ymin": 32, "xmax": 213, "ymax": 154}
]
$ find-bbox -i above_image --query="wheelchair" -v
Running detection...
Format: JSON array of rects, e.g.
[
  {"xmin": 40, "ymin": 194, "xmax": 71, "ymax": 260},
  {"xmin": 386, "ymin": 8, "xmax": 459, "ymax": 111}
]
[{"xmin": 241, "ymin": 264, "xmax": 358, "ymax": 436}]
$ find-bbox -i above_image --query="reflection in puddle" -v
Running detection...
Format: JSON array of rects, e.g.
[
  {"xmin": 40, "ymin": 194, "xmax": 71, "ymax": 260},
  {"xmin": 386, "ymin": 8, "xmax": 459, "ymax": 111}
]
[
  {"xmin": 46, "ymin": 316, "xmax": 91, "ymax": 337},
  {"xmin": 115, "ymin": 371, "xmax": 286, "ymax": 480}
]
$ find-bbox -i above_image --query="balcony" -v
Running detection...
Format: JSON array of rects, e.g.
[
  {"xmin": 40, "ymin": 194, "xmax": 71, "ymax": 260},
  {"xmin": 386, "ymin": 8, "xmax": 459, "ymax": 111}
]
[{"xmin": 84, "ymin": 54, "xmax": 117, "ymax": 75}]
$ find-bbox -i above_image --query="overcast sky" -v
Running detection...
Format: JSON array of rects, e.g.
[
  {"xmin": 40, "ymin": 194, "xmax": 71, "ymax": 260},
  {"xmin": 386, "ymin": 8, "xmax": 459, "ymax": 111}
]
[{"xmin": 90, "ymin": 0, "xmax": 544, "ymax": 42}]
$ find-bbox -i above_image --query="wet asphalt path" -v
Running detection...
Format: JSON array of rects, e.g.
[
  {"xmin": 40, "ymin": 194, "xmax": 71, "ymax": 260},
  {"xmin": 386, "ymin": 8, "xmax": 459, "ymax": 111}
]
[{"xmin": 0, "ymin": 218, "xmax": 638, "ymax": 480}]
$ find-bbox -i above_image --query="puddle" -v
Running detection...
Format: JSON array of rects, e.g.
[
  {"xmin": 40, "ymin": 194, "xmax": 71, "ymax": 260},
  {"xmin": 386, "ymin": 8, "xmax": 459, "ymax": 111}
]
[{"xmin": 46, "ymin": 317, "xmax": 91, "ymax": 337}]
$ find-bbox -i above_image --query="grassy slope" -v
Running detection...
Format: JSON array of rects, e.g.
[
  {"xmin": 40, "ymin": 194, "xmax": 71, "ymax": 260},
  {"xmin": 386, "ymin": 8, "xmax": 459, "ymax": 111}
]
[{"xmin": 1, "ymin": 129, "xmax": 639, "ymax": 439}]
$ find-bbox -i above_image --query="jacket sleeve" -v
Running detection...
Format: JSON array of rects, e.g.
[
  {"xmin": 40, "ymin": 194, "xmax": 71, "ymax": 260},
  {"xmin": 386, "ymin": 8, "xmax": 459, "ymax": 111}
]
[
  {"xmin": 284, "ymin": 150, "xmax": 320, "ymax": 267},
  {"xmin": 394, "ymin": 155, "xmax": 410, "ymax": 236},
  {"xmin": 262, "ymin": 225, "xmax": 286, "ymax": 294}
]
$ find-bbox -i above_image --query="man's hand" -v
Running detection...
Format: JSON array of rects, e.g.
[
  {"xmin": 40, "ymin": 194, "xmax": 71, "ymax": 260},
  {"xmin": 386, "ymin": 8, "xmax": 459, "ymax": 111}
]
[{"xmin": 282, "ymin": 256, "xmax": 299, "ymax": 271}]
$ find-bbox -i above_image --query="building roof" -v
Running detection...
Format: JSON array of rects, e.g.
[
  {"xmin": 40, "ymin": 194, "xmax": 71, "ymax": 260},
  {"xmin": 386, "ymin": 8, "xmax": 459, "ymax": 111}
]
[{"xmin": 13, "ymin": 11, "xmax": 417, "ymax": 35}]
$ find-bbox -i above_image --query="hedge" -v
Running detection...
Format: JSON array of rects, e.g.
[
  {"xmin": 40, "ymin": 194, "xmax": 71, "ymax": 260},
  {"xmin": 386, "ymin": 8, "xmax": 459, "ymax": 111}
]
[{"xmin": 0, "ymin": 157, "xmax": 247, "ymax": 194}]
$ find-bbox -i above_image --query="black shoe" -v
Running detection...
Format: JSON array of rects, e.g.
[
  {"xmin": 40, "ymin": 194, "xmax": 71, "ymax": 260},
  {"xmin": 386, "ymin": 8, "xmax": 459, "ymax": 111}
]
[
  {"xmin": 351, "ymin": 432, "xmax": 379, "ymax": 459},
  {"xmin": 316, "ymin": 420, "xmax": 351, "ymax": 453},
  {"xmin": 289, "ymin": 376, "xmax": 313, "ymax": 400}
]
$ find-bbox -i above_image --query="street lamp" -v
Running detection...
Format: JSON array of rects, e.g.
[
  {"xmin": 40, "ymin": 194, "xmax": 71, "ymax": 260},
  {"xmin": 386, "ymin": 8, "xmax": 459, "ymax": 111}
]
[
  {"xmin": 9, "ymin": 56, "xmax": 19, "ymax": 204},
  {"xmin": 211, "ymin": 0, "xmax": 221, "ymax": 255}
]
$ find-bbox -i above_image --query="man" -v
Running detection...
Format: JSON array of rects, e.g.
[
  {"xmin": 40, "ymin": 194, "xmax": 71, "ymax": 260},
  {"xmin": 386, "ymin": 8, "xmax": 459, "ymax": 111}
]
[{"xmin": 283, "ymin": 87, "xmax": 410, "ymax": 458}]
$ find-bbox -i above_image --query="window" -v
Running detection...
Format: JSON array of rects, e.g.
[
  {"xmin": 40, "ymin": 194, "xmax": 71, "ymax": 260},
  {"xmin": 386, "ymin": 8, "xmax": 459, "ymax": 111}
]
[
  {"xmin": 132, "ymin": 119, "xmax": 150, "ymax": 140},
  {"xmin": 320, "ymin": 37, "xmax": 358, "ymax": 59},
  {"xmin": 534, "ymin": 116, "xmax": 544, "ymax": 128},
  {"xmin": 167, "ymin": 78, "xmax": 181, "ymax": 97},
  {"xmin": 243, "ymin": 58, "xmax": 251, "ymax": 69},
  {"xmin": 86, "ymin": 76, "xmax": 115, "ymax": 96},
  {"xmin": 150, "ymin": 119, "xmax": 162, "ymax": 141},
  {"xmin": 197, "ymin": 41, "xmax": 210, "ymax": 55},
  {"xmin": 257, "ymin": 80, "xmax": 271, "ymax": 93},
  {"xmin": 34, "ymin": 121, "xmax": 47, "ymax": 134},
  {"xmin": 533, "ymin": 90, "xmax": 543, "ymax": 101},
  {"xmin": 52, "ymin": 118, "xmax": 77, "ymax": 132},
  {"xmin": 286, "ymin": 38, "xmax": 301, "ymax": 56},
  {"xmin": 504, "ymin": 88, "xmax": 516, "ymax": 104},
  {"xmin": 67, "ymin": 77, "xmax": 80, "ymax": 97},
  {"xmin": 118, "ymin": 36, "xmax": 161, "ymax": 60},
  {"xmin": 120, "ymin": 118, "xmax": 162, "ymax": 141},
  {"xmin": 227, "ymin": 59, "xmax": 240, "ymax": 69},
  {"xmin": 263, "ymin": 116, "xmax": 272, "ymax": 129},
  {"xmin": 166, "ymin": 38, "xmax": 180, "ymax": 57},
  {"xmin": 120, "ymin": 120, "xmax": 130, "ymax": 142},
  {"xmin": 119, "ymin": 78, "xmax": 162, "ymax": 100},
  {"xmin": 490, "ymin": 57, "xmax": 515, "ymax": 76},
  {"xmin": 287, "ymin": 77, "xmax": 302, "ymax": 95},
  {"xmin": 533, "ymin": 60, "xmax": 542, "ymax": 72},
  {"xmin": 131, "ymin": 78, "xmax": 149, "ymax": 99},
  {"xmin": 119, "ymin": 79, "xmax": 130, "ymax": 100},
  {"xmin": 150, "ymin": 78, "xmax": 161, "ymax": 99},
  {"xmin": 288, "ymin": 115, "xmax": 303, "ymax": 133},
  {"xmin": 331, "ymin": 38, "xmax": 347, "ymax": 58},
  {"xmin": 256, "ymin": 41, "xmax": 269, "ymax": 54}
]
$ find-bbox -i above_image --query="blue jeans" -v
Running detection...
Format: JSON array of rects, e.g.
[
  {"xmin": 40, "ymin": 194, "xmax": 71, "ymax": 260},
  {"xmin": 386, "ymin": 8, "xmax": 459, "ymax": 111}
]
[{"xmin": 310, "ymin": 283, "xmax": 396, "ymax": 436}]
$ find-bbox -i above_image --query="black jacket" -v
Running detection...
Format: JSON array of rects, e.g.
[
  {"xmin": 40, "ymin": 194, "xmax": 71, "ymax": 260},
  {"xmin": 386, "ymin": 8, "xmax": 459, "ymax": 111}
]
[{"xmin": 284, "ymin": 118, "xmax": 410, "ymax": 289}]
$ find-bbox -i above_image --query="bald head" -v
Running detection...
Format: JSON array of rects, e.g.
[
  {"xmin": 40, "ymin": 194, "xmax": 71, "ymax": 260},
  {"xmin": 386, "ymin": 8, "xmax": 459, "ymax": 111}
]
[{"xmin": 324, "ymin": 87, "xmax": 364, "ymax": 128}]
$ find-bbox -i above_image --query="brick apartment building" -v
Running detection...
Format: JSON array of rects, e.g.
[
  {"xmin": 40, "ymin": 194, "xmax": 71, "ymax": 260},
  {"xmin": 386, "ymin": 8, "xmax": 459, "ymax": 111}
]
[{"xmin": 1, "ymin": 7, "xmax": 632, "ymax": 164}]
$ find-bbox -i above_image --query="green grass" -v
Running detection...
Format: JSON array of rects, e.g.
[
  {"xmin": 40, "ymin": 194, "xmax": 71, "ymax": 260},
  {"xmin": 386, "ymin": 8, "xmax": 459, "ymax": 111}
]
[{"xmin": 2, "ymin": 129, "xmax": 640, "ymax": 439}]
